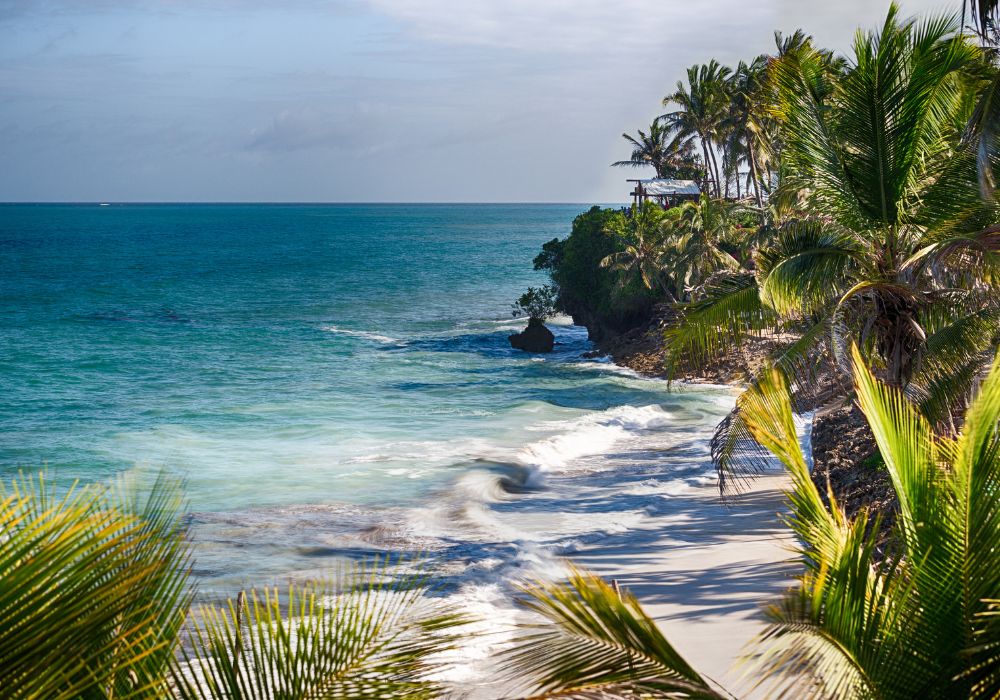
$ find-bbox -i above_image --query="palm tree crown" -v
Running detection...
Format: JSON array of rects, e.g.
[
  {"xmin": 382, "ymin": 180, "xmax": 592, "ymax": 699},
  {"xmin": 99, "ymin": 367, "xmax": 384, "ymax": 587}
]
[
  {"xmin": 612, "ymin": 118, "xmax": 702, "ymax": 180},
  {"xmin": 663, "ymin": 60, "xmax": 733, "ymax": 197}
]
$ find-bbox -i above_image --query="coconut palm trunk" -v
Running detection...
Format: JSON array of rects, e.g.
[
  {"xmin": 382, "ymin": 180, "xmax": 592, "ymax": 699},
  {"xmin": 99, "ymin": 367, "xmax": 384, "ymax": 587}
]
[
  {"xmin": 708, "ymin": 144, "xmax": 723, "ymax": 198},
  {"xmin": 700, "ymin": 139, "xmax": 715, "ymax": 195},
  {"xmin": 747, "ymin": 139, "xmax": 763, "ymax": 207}
]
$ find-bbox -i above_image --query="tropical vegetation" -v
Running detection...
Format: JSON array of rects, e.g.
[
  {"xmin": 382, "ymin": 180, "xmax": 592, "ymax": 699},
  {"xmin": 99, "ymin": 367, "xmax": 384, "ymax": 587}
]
[
  {"xmin": 509, "ymin": 346, "xmax": 1000, "ymax": 698},
  {"xmin": 539, "ymin": 3, "xmax": 1000, "ymax": 489},
  {"xmin": 7, "ymin": 3, "xmax": 1000, "ymax": 698},
  {"xmin": 7, "ymin": 344, "xmax": 999, "ymax": 697},
  {"xmin": 511, "ymin": 285, "xmax": 558, "ymax": 323},
  {"xmin": 612, "ymin": 117, "xmax": 703, "ymax": 181},
  {"xmin": 0, "ymin": 474, "xmax": 466, "ymax": 699}
]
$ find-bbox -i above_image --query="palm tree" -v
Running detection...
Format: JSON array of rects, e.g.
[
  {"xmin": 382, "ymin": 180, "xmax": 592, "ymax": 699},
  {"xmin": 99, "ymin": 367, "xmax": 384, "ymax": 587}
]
[
  {"xmin": 663, "ymin": 194, "xmax": 742, "ymax": 299},
  {"xmin": 724, "ymin": 57, "xmax": 770, "ymax": 207},
  {"xmin": 958, "ymin": 1, "xmax": 1000, "ymax": 201},
  {"xmin": 506, "ymin": 347, "xmax": 1000, "ymax": 698},
  {"xmin": 601, "ymin": 202, "xmax": 675, "ymax": 301},
  {"xmin": 612, "ymin": 118, "xmax": 702, "ymax": 180},
  {"xmin": 667, "ymin": 6, "xmax": 999, "ymax": 426},
  {"xmin": 969, "ymin": 0, "xmax": 1000, "ymax": 42},
  {"xmin": 663, "ymin": 61, "xmax": 733, "ymax": 197}
]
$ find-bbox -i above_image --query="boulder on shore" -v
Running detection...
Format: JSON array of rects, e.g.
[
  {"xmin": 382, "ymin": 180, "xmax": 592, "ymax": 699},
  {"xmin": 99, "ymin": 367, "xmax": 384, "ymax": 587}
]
[{"xmin": 509, "ymin": 318, "xmax": 554, "ymax": 353}]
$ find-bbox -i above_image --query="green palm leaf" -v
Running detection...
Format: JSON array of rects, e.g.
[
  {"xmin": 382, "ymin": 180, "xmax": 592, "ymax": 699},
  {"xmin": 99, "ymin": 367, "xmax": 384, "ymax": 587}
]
[
  {"xmin": 172, "ymin": 561, "xmax": 468, "ymax": 700},
  {"xmin": 664, "ymin": 273, "xmax": 777, "ymax": 375},
  {"xmin": 0, "ymin": 471, "xmax": 191, "ymax": 699},
  {"xmin": 503, "ymin": 568, "xmax": 725, "ymax": 699},
  {"xmin": 739, "ymin": 346, "xmax": 1000, "ymax": 697},
  {"xmin": 756, "ymin": 220, "xmax": 860, "ymax": 316}
]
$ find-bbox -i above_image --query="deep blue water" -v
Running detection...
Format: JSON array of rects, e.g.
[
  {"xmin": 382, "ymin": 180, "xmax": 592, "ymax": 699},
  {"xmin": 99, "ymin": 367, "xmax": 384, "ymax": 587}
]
[{"xmin": 0, "ymin": 203, "xmax": 734, "ymax": 595}]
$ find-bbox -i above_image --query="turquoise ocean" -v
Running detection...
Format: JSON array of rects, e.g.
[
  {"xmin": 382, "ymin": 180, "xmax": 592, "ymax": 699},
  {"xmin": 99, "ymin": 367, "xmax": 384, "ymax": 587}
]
[{"xmin": 1, "ymin": 204, "xmax": 735, "ymax": 666}]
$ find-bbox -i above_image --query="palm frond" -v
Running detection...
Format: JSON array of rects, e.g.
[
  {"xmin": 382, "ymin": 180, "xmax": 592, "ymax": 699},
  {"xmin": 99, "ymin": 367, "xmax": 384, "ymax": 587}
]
[
  {"xmin": 950, "ymin": 351, "xmax": 1000, "ymax": 698},
  {"xmin": 711, "ymin": 402, "xmax": 775, "ymax": 498},
  {"xmin": 743, "ymin": 351, "xmax": 928, "ymax": 698},
  {"xmin": 966, "ymin": 599, "xmax": 1000, "ymax": 698},
  {"xmin": 756, "ymin": 220, "xmax": 859, "ymax": 316},
  {"xmin": 909, "ymin": 305, "xmax": 1000, "ymax": 425},
  {"xmin": 664, "ymin": 273, "xmax": 777, "ymax": 375},
  {"xmin": 846, "ymin": 345, "xmax": 1000, "ymax": 696},
  {"xmin": 172, "ymin": 560, "xmax": 468, "ymax": 700},
  {"xmin": 0, "ymin": 471, "xmax": 191, "ymax": 699},
  {"xmin": 503, "ymin": 568, "xmax": 725, "ymax": 699}
]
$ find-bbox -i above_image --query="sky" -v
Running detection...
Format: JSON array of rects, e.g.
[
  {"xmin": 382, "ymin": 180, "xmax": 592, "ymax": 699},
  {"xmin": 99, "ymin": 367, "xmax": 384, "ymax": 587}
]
[{"xmin": 0, "ymin": 0, "xmax": 954, "ymax": 202}]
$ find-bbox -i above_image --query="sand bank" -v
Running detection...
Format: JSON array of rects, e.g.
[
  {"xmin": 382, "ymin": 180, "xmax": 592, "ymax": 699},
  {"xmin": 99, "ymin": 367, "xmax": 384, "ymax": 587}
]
[{"xmin": 572, "ymin": 472, "xmax": 798, "ymax": 696}]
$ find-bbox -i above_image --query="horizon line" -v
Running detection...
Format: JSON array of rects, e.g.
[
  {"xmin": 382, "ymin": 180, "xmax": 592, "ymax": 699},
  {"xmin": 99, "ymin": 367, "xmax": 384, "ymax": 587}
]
[{"xmin": 0, "ymin": 200, "xmax": 628, "ymax": 206}]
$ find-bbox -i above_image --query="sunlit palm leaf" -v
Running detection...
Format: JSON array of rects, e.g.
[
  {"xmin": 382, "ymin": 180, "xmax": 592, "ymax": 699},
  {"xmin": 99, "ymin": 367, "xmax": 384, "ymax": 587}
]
[
  {"xmin": 741, "ymin": 346, "xmax": 1000, "ymax": 697},
  {"xmin": 664, "ymin": 273, "xmax": 777, "ymax": 375},
  {"xmin": 172, "ymin": 561, "xmax": 468, "ymax": 700},
  {"xmin": 503, "ymin": 568, "xmax": 725, "ymax": 699},
  {"xmin": 0, "ymin": 471, "xmax": 191, "ymax": 699}
]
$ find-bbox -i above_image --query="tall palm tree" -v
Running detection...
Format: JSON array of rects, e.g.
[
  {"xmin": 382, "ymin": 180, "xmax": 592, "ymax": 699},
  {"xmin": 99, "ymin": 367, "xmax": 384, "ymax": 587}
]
[
  {"xmin": 969, "ymin": 0, "xmax": 1000, "ymax": 41},
  {"xmin": 668, "ymin": 7, "xmax": 998, "ymax": 405},
  {"xmin": 960, "ymin": 1, "xmax": 1000, "ymax": 199},
  {"xmin": 663, "ymin": 61, "xmax": 732, "ymax": 197},
  {"xmin": 725, "ymin": 57, "xmax": 770, "ymax": 207},
  {"xmin": 612, "ymin": 118, "xmax": 702, "ymax": 180},
  {"xmin": 505, "ymin": 346, "xmax": 1000, "ymax": 698}
]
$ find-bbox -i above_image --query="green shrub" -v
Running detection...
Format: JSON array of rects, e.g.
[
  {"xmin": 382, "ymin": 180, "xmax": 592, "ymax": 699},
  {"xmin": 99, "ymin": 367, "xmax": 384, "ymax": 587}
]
[
  {"xmin": 539, "ymin": 206, "xmax": 658, "ymax": 336},
  {"xmin": 512, "ymin": 285, "xmax": 558, "ymax": 322}
]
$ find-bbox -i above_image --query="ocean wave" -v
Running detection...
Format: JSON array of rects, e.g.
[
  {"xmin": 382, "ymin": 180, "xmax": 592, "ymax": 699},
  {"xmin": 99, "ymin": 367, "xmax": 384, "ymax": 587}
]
[
  {"xmin": 341, "ymin": 437, "xmax": 499, "ymax": 467},
  {"xmin": 518, "ymin": 404, "xmax": 675, "ymax": 475},
  {"xmin": 321, "ymin": 325, "xmax": 399, "ymax": 344}
]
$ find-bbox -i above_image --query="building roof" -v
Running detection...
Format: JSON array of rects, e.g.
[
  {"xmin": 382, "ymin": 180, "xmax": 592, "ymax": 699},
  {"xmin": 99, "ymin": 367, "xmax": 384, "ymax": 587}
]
[{"xmin": 628, "ymin": 178, "xmax": 701, "ymax": 196}]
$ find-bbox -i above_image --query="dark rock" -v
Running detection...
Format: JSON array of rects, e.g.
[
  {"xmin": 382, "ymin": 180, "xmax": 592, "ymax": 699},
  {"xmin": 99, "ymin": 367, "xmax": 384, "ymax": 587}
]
[
  {"xmin": 581, "ymin": 350, "xmax": 602, "ymax": 359},
  {"xmin": 509, "ymin": 318, "xmax": 555, "ymax": 353}
]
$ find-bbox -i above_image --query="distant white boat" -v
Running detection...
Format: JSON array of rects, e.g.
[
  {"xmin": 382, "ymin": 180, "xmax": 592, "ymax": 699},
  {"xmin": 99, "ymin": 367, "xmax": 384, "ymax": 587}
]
[{"xmin": 99, "ymin": 203, "xmax": 110, "ymax": 206}]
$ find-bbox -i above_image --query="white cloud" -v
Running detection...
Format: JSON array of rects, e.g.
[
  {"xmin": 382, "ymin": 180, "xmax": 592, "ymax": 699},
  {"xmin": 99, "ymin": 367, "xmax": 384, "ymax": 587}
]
[
  {"xmin": 0, "ymin": 0, "xmax": 962, "ymax": 201},
  {"xmin": 367, "ymin": 0, "xmax": 751, "ymax": 53},
  {"xmin": 368, "ymin": 0, "xmax": 952, "ymax": 57}
]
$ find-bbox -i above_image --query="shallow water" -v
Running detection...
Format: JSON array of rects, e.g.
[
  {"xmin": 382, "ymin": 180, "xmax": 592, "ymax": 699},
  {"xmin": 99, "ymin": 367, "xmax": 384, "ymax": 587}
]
[{"xmin": 0, "ymin": 204, "xmax": 738, "ymax": 672}]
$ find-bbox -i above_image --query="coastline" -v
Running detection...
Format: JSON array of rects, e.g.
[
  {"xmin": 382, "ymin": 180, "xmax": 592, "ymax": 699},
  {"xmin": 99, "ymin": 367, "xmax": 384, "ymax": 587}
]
[
  {"xmin": 562, "ymin": 325, "xmax": 804, "ymax": 695},
  {"xmin": 573, "ymin": 472, "xmax": 796, "ymax": 694}
]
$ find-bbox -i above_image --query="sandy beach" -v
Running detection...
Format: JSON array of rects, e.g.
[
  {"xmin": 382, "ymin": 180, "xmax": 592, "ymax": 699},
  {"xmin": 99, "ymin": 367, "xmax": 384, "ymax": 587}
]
[{"xmin": 573, "ymin": 471, "xmax": 798, "ymax": 696}]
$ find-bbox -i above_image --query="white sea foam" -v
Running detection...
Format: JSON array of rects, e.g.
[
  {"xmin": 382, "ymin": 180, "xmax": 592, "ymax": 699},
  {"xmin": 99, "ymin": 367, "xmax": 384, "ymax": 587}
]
[
  {"xmin": 321, "ymin": 325, "xmax": 399, "ymax": 344},
  {"xmin": 342, "ymin": 437, "xmax": 498, "ymax": 467},
  {"xmin": 518, "ymin": 404, "xmax": 675, "ymax": 475}
]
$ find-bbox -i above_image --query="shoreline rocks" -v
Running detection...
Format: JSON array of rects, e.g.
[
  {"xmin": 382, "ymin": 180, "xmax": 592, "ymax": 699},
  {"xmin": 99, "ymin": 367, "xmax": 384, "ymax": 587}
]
[{"xmin": 508, "ymin": 318, "xmax": 555, "ymax": 353}]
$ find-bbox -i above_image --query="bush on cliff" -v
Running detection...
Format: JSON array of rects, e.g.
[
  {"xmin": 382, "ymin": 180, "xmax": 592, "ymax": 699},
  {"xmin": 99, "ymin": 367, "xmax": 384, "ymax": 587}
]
[{"xmin": 535, "ymin": 206, "xmax": 658, "ymax": 339}]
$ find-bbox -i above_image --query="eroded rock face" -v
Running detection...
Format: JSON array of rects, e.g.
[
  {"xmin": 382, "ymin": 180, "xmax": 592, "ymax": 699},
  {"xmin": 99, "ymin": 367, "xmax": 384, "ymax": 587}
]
[{"xmin": 509, "ymin": 318, "xmax": 555, "ymax": 353}]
